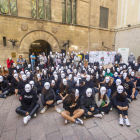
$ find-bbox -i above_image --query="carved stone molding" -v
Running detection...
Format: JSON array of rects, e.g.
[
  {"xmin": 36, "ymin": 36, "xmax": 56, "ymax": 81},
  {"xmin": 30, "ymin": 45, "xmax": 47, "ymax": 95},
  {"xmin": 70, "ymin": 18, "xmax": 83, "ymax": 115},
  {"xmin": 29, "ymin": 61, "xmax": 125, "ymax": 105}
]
[
  {"xmin": 52, "ymin": 27, "xmax": 57, "ymax": 33},
  {"xmin": 21, "ymin": 24, "xmax": 28, "ymax": 31},
  {"xmin": 37, "ymin": 22, "xmax": 44, "ymax": 30}
]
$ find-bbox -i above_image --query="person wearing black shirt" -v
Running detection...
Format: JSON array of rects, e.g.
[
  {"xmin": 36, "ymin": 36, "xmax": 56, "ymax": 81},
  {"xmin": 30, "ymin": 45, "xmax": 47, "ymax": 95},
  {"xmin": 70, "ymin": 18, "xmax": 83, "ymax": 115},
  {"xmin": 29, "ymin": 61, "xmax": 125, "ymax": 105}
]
[
  {"xmin": 114, "ymin": 52, "xmax": 122, "ymax": 63},
  {"xmin": 123, "ymin": 75, "xmax": 138, "ymax": 102},
  {"xmin": 61, "ymin": 91, "xmax": 84, "ymax": 125},
  {"xmin": 16, "ymin": 84, "xmax": 40, "ymax": 125}
]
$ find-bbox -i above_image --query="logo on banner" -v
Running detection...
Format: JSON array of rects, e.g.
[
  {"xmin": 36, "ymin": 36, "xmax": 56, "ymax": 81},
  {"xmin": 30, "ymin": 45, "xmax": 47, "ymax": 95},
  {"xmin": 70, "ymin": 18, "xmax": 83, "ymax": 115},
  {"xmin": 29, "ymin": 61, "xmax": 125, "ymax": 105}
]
[
  {"xmin": 107, "ymin": 52, "xmax": 111, "ymax": 56},
  {"xmin": 100, "ymin": 57, "xmax": 104, "ymax": 62}
]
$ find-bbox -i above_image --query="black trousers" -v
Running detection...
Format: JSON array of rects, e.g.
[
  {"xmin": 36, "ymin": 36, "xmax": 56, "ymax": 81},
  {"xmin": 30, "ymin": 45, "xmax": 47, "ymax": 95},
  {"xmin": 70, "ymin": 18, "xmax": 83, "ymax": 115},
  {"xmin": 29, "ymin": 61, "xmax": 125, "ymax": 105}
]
[
  {"xmin": 98, "ymin": 102, "xmax": 112, "ymax": 114},
  {"xmin": 42, "ymin": 94, "xmax": 55, "ymax": 107},
  {"xmin": 0, "ymin": 90, "xmax": 11, "ymax": 98},
  {"xmin": 117, "ymin": 102, "xmax": 128, "ymax": 116},
  {"xmin": 84, "ymin": 108, "xmax": 99, "ymax": 118},
  {"xmin": 16, "ymin": 103, "xmax": 40, "ymax": 117}
]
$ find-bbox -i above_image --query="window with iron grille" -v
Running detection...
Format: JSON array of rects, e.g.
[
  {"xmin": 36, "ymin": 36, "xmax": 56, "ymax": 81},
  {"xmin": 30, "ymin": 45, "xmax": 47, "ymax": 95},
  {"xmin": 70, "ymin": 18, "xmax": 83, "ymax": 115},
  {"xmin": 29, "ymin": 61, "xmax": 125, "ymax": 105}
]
[{"xmin": 100, "ymin": 6, "xmax": 109, "ymax": 28}]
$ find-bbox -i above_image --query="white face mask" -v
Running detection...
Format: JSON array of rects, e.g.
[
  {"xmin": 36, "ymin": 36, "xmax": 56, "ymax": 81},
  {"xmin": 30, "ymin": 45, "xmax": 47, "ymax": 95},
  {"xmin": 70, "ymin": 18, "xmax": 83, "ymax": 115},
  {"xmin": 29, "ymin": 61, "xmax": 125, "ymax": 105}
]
[
  {"xmin": 74, "ymin": 76, "xmax": 78, "ymax": 82},
  {"xmin": 86, "ymin": 88, "xmax": 92, "ymax": 97},
  {"xmin": 99, "ymin": 66, "xmax": 102, "ymax": 70},
  {"xmin": 20, "ymin": 71, "xmax": 24, "ymax": 75},
  {"xmin": 117, "ymin": 68, "xmax": 120, "ymax": 72},
  {"xmin": 54, "ymin": 75, "xmax": 58, "ymax": 81},
  {"xmin": 44, "ymin": 70, "xmax": 47, "ymax": 75},
  {"xmin": 100, "ymin": 87, "xmax": 106, "ymax": 95},
  {"xmin": 28, "ymin": 64, "xmax": 31, "ymax": 68},
  {"xmin": 107, "ymin": 69, "xmax": 110, "ymax": 73},
  {"xmin": 120, "ymin": 67, "xmax": 123, "ymax": 70},
  {"xmin": 105, "ymin": 77, "xmax": 110, "ymax": 83},
  {"xmin": 74, "ymin": 69, "xmax": 77, "ymax": 74},
  {"xmin": 91, "ymin": 69, "xmax": 94, "ymax": 74},
  {"xmin": 37, "ymin": 74, "xmax": 40, "ymax": 79},
  {"xmin": 69, "ymin": 65, "xmax": 71, "ymax": 69},
  {"xmin": 36, "ymin": 67, "xmax": 39, "ymax": 71},
  {"xmin": 94, "ymin": 66, "xmax": 96, "ymax": 70},
  {"xmin": 120, "ymin": 71, "xmax": 123, "ymax": 75},
  {"xmin": 114, "ymin": 72, "xmax": 118, "ymax": 77},
  {"xmin": 86, "ymin": 75, "xmax": 90, "ymax": 81},
  {"xmin": 129, "ymin": 69, "xmax": 132, "ymax": 73},
  {"xmin": 116, "ymin": 79, "xmax": 121, "ymax": 86},
  {"xmin": 61, "ymin": 67, "xmax": 64, "ymax": 71},
  {"xmin": 14, "ymin": 70, "xmax": 17, "ymax": 74},
  {"xmin": 123, "ymin": 65, "xmax": 126, "ymax": 69},
  {"xmin": 126, "ymin": 63, "xmax": 129, "ymax": 66},
  {"xmin": 13, "ymin": 63, "xmax": 16, "ymax": 67},
  {"xmin": 0, "ymin": 76, "xmax": 3, "ymax": 82},
  {"xmin": 96, "ymin": 74, "xmax": 99, "ymax": 79},
  {"xmin": 135, "ymin": 63, "xmax": 138, "ymax": 66},
  {"xmin": 14, "ymin": 74, "xmax": 18, "ymax": 79},
  {"xmin": 25, "ymin": 84, "xmax": 31, "ymax": 93},
  {"xmin": 17, "ymin": 66, "xmax": 19, "ymax": 69},
  {"xmin": 51, "ymin": 80, "xmax": 55, "ymax": 85},
  {"xmin": 44, "ymin": 82, "xmax": 50, "ymax": 90},
  {"xmin": 121, "ymin": 61, "xmax": 124, "ymax": 64},
  {"xmin": 53, "ymin": 72, "xmax": 57, "ymax": 77},
  {"xmin": 123, "ymin": 73, "xmax": 127, "ymax": 79},
  {"xmin": 88, "ymin": 68, "xmax": 91, "ymax": 72},
  {"xmin": 115, "ymin": 61, "xmax": 118, "ymax": 64},
  {"xmin": 77, "ymin": 73, "xmax": 81, "ymax": 78},
  {"xmin": 67, "ymin": 69, "xmax": 71, "ymax": 74},
  {"xmin": 63, "ymin": 79, "xmax": 67, "ymax": 85},
  {"xmin": 29, "ymin": 81, "xmax": 34, "ymax": 88},
  {"xmin": 113, "ymin": 67, "xmax": 115, "ymax": 71},
  {"xmin": 103, "ymin": 71, "xmax": 105, "ymax": 76},
  {"xmin": 75, "ymin": 89, "xmax": 79, "ymax": 98},
  {"xmin": 131, "ymin": 72, "xmax": 135, "ymax": 77},
  {"xmin": 26, "ymin": 72, "xmax": 30, "ymax": 78},
  {"xmin": 133, "ymin": 61, "xmax": 135, "ymax": 64},
  {"xmin": 68, "ymin": 74, "xmax": 72, "ymax": 80},
  {"xmin": 61, "ymin": 73, "xmax": 65, "ymax": 79},
  {"xmin": 117, "ymin": 85, "xmax": 124, "ymax": 94},
  {"xmin": 22, "ymin": 75, "xmax": 27, "ymax": 81},
  {"xmin": 51, "ymin": 67, "xmax": 54, "ymax": 71},
  {"xmin": 88, "ymin": 65, "xmax": 90, "ymax": 68}
]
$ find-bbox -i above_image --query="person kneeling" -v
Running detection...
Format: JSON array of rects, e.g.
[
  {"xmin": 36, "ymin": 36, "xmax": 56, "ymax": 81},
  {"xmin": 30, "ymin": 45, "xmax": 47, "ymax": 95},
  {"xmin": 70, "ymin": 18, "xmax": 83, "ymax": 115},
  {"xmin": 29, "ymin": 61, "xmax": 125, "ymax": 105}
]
[
  {"xmin": 61, "ymin": 90, "xmax": 84, "ymax": 125},
  {"xmin": 15, "ymin": 84, "xmax": 40, "ymax": 125},
  {"xmin": 40, "ymin": 82, "xmax": 62, "ymax": 114},
  {"xmin": 112, "ymin": 85, "xmax": 130, "ymax": 126},
  {"xmin": 80, "ymin": 88, "xmax": 102, "ymax": 119}
]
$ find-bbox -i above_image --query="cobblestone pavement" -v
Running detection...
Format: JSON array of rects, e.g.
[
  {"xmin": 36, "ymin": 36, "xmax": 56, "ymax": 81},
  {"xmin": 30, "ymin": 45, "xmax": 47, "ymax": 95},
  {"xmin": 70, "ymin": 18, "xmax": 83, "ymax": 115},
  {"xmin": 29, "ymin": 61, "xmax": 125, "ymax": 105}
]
[{"xmin": 0, "ymin": 93, "xmax": 140, "ymax": 140}]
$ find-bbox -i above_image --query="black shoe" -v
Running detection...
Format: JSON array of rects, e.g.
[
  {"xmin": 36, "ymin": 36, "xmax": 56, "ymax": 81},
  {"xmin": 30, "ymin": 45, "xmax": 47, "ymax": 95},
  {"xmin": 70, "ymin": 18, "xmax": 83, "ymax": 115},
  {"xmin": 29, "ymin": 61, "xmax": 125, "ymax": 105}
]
[{"xmin": 75, "ymin": 118, "xmax": 83, "ymax": 125}]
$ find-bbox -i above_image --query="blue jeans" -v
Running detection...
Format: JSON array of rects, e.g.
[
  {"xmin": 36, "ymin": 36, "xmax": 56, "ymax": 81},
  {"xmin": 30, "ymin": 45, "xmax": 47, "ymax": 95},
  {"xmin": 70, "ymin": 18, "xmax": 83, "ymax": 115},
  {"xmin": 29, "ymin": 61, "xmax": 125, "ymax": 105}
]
[
  {"xmin": 107, "ymin": 89, "xmax": 111, "ymax": 98},
  {"xmin": 127, "ymin": 90, "xmax": 138, "ymax": 100},
  {"xmin": 31, "ymin": 61, "xmax": 35, "ymax": 71}
]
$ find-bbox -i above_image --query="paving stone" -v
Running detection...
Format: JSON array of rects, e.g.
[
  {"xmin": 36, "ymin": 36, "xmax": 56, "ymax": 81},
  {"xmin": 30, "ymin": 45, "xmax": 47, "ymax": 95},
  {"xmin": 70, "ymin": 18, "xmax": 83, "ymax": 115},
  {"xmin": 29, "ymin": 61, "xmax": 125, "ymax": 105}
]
[
  {"xmin": 0, "ymin": 130, "xmax": 16, "ymax": 140},
  {"xmin": 88, "ymin": 126, "xmax": 110, "ymax": 140},
  {"xmin": 16, "ymin": 125, "xmax": 31, "ymax": 140},
  {"xmin": 110, "ymin": 119, "xmax": 138, "ymax": 140},
  {"xmin": 84, "ymin": 119, "xmax": 98, "ymax": 129},
  {"xmin": 111, "ymin": 135, "xmax": 125, "ymax": 140},
  {"xmin": 63, "ymin": 134, "xmax": 79, "ymax": 140},
  {"xmin": 31, "ymin": 123, "xmax": 46, "ymax": 140},
  {"xmin": 43, "ymin": 115, "xmax": 59, "ymax": 135},
  {"xmin": 46, "ymin": 131, "xmax": 62, "ymax": 140},
  {"xmin": 131, "ymin": 126, "xmax": 140, "ymax": 137},
  {"xmin": 94, "ymin": 119, "xmax": 120, "ymax": 138},
  {"xmin": 129, "ymin": 113, "xmax": 140, "ymax": 126},
  {"xmin": 72, "ymin": 125, "xmax": 93, "ymax": 140}
]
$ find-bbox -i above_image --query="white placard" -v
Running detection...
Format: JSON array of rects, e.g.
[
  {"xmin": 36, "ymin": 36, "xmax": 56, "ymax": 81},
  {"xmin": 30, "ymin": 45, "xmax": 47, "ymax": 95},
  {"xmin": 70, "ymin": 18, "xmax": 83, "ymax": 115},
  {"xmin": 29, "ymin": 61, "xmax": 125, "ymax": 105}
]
[{"xmin": 118, "ymin": 48, "xmax": 129, "ymax": 63}]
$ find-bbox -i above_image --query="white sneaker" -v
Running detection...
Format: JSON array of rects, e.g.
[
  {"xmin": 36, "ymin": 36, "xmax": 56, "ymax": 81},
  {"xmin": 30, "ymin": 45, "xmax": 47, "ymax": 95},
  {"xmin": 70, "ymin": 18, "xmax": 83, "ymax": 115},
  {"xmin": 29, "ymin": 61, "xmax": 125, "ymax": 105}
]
[
  {"xmin": 101, "ymin": 112, "xmax": 105, "ymax": 116},
  {"xmin": 57, "ymin": 100, "xmax": 63, "ymax": 104},
  {"xmin": 110, "ymin": 108, "xmax": 113, "ymax": 111},
  {"xmin": 65, "ymin": 119, "xmax": 71, "ymax": 124},
  {"xmin": 34, "ymin": 113, "xmax": 37, "ymax": 117},
  {"xmin": 23, "ymin": 115, "xmax": 31, "ymax": 125},
  {"xmin": 54, "ymin": 107, "xmax": 62, "ymax": 113},
  {"xmin": 40, "ymin": 107, "xmax": 47, "ymax": 114},
  {"xmin": 124, "ymin": 118, "xmax": 130, "ymax": 127},
  {"xmin": 119, "ymin": 118, "xmax": 124, "ymax": 126},
  {"xmin": 94, "ymin": 114, "xmax": 103, "ymax": 118},
  {"xmin": 39, "ymin": 93, "xmax": 42, "ymax": 97}
]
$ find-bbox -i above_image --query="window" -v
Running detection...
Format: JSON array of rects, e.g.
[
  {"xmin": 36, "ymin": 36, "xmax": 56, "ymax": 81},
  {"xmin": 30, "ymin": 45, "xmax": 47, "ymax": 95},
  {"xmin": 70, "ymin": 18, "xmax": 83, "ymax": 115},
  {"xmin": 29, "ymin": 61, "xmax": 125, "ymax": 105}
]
[
  {"xmin": 31, "ymin": 0, "xmax": 51, "ymax": 20},
  {"xmin": 0, "ymin": 0, "xmax": 17, "ymax": 15},
  {"xmin": 62, "ymin": 0, "xmax": 76, "ymax": 24},
  {"xmin": 3, "ymin": 37, "xmax": 6, "ymax": 46},
  {"xmin": 31, "ymin": 0, "xmax": 37, "ymax": 18},
  {"xmin": 100, "ymin": 6, "xmax": 109, "ymax": 28}
]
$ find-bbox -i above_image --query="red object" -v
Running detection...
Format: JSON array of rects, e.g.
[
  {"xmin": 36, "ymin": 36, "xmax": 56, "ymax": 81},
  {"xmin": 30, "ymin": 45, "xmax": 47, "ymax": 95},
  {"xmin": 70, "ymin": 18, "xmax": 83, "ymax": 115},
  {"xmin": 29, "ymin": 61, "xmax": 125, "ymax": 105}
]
[
  {"xmin": 7, "ymin": 59, "xmax": 14, "ymax": 68},
  {"xmin": 20, "ymin": 96, "xmax": 22, "ymax": 100}
]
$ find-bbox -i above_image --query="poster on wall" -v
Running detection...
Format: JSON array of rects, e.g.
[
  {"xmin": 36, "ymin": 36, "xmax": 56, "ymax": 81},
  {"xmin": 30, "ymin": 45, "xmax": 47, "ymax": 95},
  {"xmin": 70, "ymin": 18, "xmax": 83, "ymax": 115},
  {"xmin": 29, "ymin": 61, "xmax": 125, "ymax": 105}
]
[{"xmin": 118, "ymin": 48, "xmax": 129, "ymax": 63}]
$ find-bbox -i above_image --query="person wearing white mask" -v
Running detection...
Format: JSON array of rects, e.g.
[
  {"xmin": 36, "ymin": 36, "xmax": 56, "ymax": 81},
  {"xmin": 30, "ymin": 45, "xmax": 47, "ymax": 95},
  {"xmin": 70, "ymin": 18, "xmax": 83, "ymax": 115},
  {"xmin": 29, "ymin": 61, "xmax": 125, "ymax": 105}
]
[
  {"xmin": 15, "ymin": 75, "xmax": 28, "ymax": 96},
  {"xmin": 104, "ymin": 77, "xmax": 112, "ymax": 98},
  {"xmin": 25, "ymin": 64, "xmax": 32, "ymax": 72},
  {"xmin": 80, "ymin": 88, "xmax": 102, "ymax": 119},
  {"xmin": 67, "ymin": 74, "xmax": 75, "ymax": 91},
  {"xmin": 61, "ymin": 90, "xmax": 84, "ymax": 125},
  {"xmin": 111, "ymin": 72, "xmax": 121, "ymax": 83},
  {"xmin": 29, "ymin": 80, "xmax": 37, "ymax": 95},
  {"xmin": 40, "ymin": 82, "xmax": 62, "ymax": 114},
  {"xmin": 130, "ymin": 71, "xmax": 137, "ymax": 88},
  {"xmin": 128, "ymin": 52, "xmax": 135, "ymax": 68},
  {"xmin": 105, "ymin": 68, "xmax": 113, "ymax": 77},
  {"xmin": 112, "ymin": 85, "xmax": 130, "ymax": 126},
  {"xmin": 16, "ymin": 84, "xmax": 40, "ymax": 125},
  {"xmin": 85, "ymin": 75, "xmax": 94, "ymax": 89},
  {"xmin": 95, "ymin": 86, "xmax": 112, "ymax": 115}
]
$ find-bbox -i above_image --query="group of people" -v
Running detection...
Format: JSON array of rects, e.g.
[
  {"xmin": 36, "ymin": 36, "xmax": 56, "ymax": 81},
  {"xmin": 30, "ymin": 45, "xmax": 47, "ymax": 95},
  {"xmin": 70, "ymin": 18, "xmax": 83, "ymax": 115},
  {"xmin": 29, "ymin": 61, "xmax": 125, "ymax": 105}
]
[{"xmin": 0, "ymin": 51, "xmax": 139, "ymax": 127}]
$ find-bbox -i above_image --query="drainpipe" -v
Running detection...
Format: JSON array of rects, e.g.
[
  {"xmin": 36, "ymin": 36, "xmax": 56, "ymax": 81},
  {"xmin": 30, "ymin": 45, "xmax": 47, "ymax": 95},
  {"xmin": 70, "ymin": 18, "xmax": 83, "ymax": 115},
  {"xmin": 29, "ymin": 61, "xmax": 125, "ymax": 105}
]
[{"xmin": 88, "ymin": 0, "xmax": 91, "ymax": 52}]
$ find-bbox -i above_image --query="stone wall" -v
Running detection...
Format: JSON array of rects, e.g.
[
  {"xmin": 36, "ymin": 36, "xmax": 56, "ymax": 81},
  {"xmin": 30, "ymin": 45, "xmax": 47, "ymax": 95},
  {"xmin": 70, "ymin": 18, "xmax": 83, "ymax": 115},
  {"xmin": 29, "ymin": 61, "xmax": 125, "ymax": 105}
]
[{"xmin": 0, "ymin": 0, "xmax": 117, "ymax": 67}]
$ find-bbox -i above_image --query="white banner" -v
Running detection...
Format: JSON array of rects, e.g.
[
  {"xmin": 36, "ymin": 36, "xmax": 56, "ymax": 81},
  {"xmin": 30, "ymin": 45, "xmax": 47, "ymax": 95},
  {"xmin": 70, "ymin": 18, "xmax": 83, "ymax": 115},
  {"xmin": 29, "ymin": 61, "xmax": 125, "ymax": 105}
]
[{"xmin": 118, "ymin": 48, "xmax": 129, "ymax": 63}]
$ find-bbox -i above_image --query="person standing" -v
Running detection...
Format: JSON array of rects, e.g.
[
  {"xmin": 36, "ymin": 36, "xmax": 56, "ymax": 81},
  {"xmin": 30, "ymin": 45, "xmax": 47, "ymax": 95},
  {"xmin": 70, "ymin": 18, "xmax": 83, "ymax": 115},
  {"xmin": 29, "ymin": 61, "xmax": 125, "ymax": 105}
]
[
  {"xmin": 128, "ymin": 52, "xmax": 135, "ymax": 68},
  {"xmin": 85, "ymin": 52, "xmax": 89, "ymax": 62},
  {"xmin": 137, "ymin": 56, "xmax": 140, "ymax": 68},
  {"xmin": 7, "ymin": 56, "xmax": 14, "ymax": 69},
  {"xmin": 114, "ymin": 52, "xmax": 122, "ymax": 63},
  {"xmin": 30, "ymin": 52, "xmax": 36, "ymax": 71},
  {"xmin": 16, "ymin": 55, "xmax": 25, "ymax": 71}
]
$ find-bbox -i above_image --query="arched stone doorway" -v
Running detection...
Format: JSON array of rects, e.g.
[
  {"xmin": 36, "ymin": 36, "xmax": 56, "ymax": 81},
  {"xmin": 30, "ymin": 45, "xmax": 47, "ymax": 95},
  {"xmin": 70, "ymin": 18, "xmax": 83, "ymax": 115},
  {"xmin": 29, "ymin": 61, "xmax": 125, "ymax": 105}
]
[{"xmin": 18, "ymin": 30, "xmax": 60, "ymax": 62}]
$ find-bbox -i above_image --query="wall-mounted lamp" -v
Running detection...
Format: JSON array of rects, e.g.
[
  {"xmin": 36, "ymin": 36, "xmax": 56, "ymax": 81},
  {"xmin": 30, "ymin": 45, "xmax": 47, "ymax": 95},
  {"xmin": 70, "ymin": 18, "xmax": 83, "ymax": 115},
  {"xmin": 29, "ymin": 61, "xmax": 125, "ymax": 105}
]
[
  {"xmin": 9, "ymin": 39, "xmax": 18, "ymax": 48},
  {"xmin": 63, "ymin": 40, "xmax": 69, "ymax": 49},
  {"xmin": 127, "ymin": 24, "xmax": 131, "ymax": 27}
]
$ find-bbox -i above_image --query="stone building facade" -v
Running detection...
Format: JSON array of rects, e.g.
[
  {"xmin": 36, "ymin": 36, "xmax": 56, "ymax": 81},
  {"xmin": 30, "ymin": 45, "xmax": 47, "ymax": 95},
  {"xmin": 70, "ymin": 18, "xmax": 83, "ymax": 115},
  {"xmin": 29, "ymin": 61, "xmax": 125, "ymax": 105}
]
[{"xmin": 0, "ymin": 0, "xmax": 118, "ymax": 66}]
